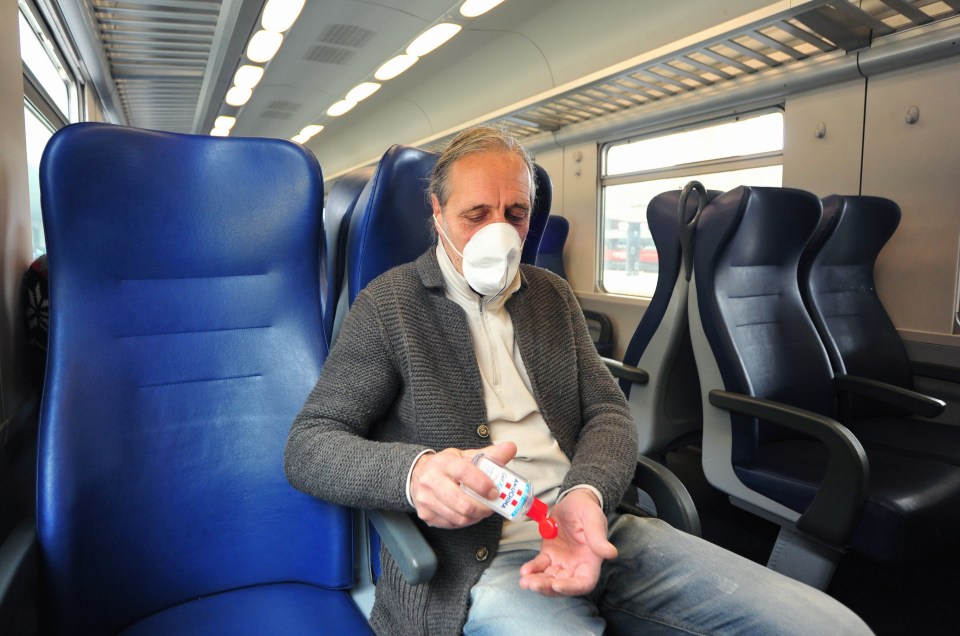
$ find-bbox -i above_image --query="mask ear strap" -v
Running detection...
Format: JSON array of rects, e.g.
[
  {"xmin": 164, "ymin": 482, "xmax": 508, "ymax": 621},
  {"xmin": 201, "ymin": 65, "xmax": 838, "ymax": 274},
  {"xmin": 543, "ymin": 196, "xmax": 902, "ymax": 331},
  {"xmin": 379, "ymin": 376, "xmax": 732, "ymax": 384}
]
[{"xmin": 434, "ymin": 216, "xmax": 464, "ymax": 259}]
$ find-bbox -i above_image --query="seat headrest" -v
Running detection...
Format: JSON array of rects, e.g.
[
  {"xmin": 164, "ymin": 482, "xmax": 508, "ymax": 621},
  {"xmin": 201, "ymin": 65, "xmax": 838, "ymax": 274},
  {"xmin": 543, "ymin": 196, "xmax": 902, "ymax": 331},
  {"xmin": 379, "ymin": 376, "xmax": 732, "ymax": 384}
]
[
  {"xmin": 347, "ymin": 145, "xmax": 553, "ymax": 302},
  {"xmin": 693, "ymin": 186, "xmax": 836, "ymax": 418},
  {"xmin": 535, "ymin": 215, "xmax": 569, "ymax": 278}
]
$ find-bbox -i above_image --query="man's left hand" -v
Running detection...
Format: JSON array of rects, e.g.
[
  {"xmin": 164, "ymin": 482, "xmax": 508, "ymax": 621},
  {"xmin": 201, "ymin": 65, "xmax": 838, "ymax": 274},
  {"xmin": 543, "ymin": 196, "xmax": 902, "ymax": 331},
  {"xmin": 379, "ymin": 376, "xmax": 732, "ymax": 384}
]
[{"xmin": 518, "ymin": 489, "xmax": 616, "ymax": 597}]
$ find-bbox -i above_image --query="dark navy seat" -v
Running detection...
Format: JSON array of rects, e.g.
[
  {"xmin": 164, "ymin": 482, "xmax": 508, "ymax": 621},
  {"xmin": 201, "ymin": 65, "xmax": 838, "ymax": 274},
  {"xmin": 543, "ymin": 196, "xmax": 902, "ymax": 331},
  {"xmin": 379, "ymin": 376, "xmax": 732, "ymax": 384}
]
[
  {"xmin": 533, "ymin": 214, "xmax": 568, "ymax": 277},
  {"xmin": 800, "ymin": 194, "xmax": 960, "ymax": 464},
  {"xmin": 615, "ymin": 183, "xmax": 720, "ymax": 458},
  {"xmin": 689, "ymin": 185, "xmax": 960, "ymax": 589},
  {"xmin": 535, "ymin": 215, "xmax": 614, "ymax": 357},
  {"xmin": 322, "ymin": 167, "xmax": 374, "ymax": 348},
  {"xmin": 36, "ymin": 123, "xmax": 371, "ymax": 634}
]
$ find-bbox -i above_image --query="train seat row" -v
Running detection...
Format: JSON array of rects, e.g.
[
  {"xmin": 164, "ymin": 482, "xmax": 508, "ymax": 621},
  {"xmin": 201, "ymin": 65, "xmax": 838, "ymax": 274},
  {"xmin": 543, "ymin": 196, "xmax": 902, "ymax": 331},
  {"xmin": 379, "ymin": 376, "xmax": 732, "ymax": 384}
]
[
  {"xmin": 607, "ymin": 182, "xmax": 960, "ymax": 589},
  {"xmin": 2, "ymin": 122, "xmax": 700, "ymax": 633},
  {"xmin": 534, "ymin": 216, "xmax": 616, "ymax": 358}
]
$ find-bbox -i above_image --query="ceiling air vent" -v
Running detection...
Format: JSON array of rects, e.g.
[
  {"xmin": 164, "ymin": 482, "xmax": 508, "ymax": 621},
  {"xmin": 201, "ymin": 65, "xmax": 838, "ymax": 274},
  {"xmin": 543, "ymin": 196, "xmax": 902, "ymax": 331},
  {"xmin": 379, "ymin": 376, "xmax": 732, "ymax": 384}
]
[
  {"xmin": 319, "ymin": 24, "xmax": 376, "ymax": 48},
  {"xmin": 261, "ymin": 100, "xmax": 301, "ymax": 120},
  {"xmin": 304, "ymin": 44, "xmax": 355, "ymax": 65}
]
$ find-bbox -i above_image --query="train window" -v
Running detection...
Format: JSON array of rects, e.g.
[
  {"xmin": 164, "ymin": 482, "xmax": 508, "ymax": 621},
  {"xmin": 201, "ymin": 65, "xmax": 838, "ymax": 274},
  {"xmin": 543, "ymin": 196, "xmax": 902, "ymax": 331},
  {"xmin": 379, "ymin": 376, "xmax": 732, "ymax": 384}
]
[
  {"xmin": 600, "ymin": 112, "xmax": 783, "ymax": 297},
  {"xmin": 24, "ymin": 103, "xmax": 54, "ymax": 258},
  {"xmin": 19, "ymin": 1, "xmax": 79, "ymax": 257}
]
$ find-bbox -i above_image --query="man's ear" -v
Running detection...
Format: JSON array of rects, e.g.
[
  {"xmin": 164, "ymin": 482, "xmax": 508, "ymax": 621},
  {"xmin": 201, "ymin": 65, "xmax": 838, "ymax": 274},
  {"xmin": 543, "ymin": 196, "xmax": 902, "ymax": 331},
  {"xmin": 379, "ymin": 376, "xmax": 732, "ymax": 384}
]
[{"xmin": 430, "ymin": 193, "xmax": 442, "ymax": 221}]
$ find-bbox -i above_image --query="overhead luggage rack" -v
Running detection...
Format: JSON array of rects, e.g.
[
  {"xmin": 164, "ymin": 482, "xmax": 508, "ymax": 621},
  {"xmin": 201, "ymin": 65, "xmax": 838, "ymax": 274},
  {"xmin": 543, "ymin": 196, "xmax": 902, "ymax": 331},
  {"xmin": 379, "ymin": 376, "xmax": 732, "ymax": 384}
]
[
  {"xmin": 419, "ymin": 0, "xmax": 960, "ymax": 152},
  {"xmin": 89, "ymin": 0, "xmax": 223, "ymax": 133}
]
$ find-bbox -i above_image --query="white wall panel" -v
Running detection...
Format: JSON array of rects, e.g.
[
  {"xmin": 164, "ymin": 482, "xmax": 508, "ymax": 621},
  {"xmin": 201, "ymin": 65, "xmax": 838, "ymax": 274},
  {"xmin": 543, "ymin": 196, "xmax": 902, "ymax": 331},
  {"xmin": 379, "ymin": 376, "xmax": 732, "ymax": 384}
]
[
  {"xmin": 861, "ymin": 58, "xmax": 960, "ymax": 335},
  {"xmin": 783, "ymin": 79, "xmax": 865, "ymax": 197},
  {"xmin": 0, "ymin": 2, "xmax": 34, "ymax": 421}
]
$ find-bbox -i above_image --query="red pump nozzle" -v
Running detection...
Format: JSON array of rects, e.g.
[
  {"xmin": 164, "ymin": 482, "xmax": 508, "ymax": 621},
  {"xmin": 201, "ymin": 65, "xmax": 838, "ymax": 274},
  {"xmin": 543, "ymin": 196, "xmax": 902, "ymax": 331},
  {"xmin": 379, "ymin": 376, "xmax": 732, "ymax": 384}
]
[{"xmin": 526, "ymin": 498, "xmax": 558, "ymax": 539}]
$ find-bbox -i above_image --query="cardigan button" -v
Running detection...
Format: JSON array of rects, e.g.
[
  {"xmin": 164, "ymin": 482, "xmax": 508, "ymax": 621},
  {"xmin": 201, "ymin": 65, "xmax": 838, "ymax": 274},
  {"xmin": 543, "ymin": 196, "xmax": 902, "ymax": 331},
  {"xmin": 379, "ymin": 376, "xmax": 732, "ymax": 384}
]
[
  {"xmin": 476, "ymin": 424, "xmax": 490, "ymax": 439},
  {"xmin": 475, "ymin": 546, "xmax": 490, "ymax": 562}
]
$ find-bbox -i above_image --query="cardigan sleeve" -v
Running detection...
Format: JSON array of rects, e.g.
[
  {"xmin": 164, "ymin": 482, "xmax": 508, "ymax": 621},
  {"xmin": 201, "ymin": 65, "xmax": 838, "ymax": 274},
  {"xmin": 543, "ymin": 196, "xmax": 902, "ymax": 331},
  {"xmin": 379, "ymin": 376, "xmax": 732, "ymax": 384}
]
[
  {"xmin": 557, "ymin": 281, "xmax": 639, "ymax": 514},
  {"xmin": 284, "ymin": 286, "xmax": 431, "ymax": 512}
]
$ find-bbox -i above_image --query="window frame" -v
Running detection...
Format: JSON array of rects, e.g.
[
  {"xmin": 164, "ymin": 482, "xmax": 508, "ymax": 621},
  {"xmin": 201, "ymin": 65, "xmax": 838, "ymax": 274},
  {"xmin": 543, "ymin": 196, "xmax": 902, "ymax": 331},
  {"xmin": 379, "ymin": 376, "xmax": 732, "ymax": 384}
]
[
  {"xmin": 19, "ymin": 0, "xmax": 84, "ymax": 258},
  {"xmin": 19, "ymin": 0, "xmax": 83, "ymax": 122},
  {"xmin": 598, "ymin": 108, "xmax": 785, "ymax": 297}
]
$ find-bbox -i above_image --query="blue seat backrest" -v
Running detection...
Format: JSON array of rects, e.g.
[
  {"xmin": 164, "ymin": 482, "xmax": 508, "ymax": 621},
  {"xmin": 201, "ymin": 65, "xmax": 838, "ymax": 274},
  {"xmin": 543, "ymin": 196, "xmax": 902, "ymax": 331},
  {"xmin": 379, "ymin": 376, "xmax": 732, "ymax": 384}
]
[
  {"xmin": 535, "ymin": 215, "xmax": 569, "ymax": 278},
  {"xmin": 800, "ymin": 195, "xmax": 912, "ymax": 390},
  {"xmin": 525, "ymin": 164, "xmax": 552, "ymax": 265},
  {"xmin": 37, "ymin": 123, "xmax": 351, "ymax": 633},
  {"xmin": 693, "ymin": 186, "xmax": 837, "ymax": 461},
  {"xmin": 322, "ymin": 167, "xmax": 375, "ymax": 348},
  {"xmin": 347, "ymin": 144, "xmax": 552, "ymax": 303},
  {"xmin": 621, "ymin": 187, "xmax": 720, "ymax": 397}
]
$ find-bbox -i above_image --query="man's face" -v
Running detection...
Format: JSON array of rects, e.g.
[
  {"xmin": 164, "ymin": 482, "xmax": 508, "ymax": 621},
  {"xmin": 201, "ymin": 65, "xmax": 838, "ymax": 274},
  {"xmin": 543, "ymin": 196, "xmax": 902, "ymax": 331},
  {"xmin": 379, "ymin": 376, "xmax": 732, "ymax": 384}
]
[{"xmin": 432, "ymin": 150, "xmax": 532, "ymax": 275}]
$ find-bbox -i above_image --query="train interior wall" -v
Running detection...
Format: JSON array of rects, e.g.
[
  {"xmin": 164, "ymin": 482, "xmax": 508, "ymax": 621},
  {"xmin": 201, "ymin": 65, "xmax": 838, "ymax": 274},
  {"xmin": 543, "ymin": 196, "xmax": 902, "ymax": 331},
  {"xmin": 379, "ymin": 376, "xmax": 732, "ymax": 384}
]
[
  {"xmin": 551, "ymin": 56, "xmax": 960, "ymax": 373},
  {"xmin": 1, "ymin": 0, "xmax": 38, "ymax": 542}
]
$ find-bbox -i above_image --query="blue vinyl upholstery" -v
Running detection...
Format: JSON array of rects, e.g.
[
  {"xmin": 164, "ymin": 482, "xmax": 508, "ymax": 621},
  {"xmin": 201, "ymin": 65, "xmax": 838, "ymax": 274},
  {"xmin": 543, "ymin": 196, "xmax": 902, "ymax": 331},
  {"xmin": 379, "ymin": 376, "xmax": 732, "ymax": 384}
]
[
  {"xmin": 322, "ymin": 167, "xmax": 375, "ymax": 348},
  {"xmin": 691, "ymin": 186, "xmax": 960, "ymax": 577},
  {"xmin": 534, "ymin": 214, "xmax": 569, "ymax": 278},
  {"xmin": 37, "ymin": 123, "xmax": 370, "ymax": 634}
]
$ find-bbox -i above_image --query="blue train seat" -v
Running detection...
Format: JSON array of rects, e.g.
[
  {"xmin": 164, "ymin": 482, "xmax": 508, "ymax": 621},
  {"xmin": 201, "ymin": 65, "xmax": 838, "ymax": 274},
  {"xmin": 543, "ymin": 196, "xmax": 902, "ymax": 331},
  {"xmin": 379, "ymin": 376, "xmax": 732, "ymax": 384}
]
[
  {"xmin": 322, "ymin": 167, "xmax": 374, "ymax": 348},
  {"xmin": 689, "ymin": 185, "xmax": 960, "ymax": 589},
  {"xmin": 616, "ymin": 183, "xmax": 720, "ymax": 458},
  {"xmin": 36, "ymin": 123, "xmax": 371, "ymax": 634},
  {"xmin": 535, "ymin": 215, "xmax": 614, "ymax": 357},
  {"xmin": 533, "ymin": 214, "xmax": 568, "ymax": 278},
  {"xmin": 800, "ymin": 194, "xmax": 960, "ymax": 463}
]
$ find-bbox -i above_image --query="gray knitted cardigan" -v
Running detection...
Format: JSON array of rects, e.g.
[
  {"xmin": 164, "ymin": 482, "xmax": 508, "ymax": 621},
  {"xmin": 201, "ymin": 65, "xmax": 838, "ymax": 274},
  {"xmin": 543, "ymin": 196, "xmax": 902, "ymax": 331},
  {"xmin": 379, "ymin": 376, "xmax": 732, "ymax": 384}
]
[{"xmin": 284, "ymin": 248, "xmax": 638, "ymax": 635}]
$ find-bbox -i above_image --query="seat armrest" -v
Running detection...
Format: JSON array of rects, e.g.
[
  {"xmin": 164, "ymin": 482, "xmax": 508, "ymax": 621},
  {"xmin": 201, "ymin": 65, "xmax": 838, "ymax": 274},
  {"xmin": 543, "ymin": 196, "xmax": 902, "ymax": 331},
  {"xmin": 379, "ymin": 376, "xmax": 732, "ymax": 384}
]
[
  {"xmin": 0, "ymin": 519, "xmax": 37, "ymax": 629},
  {"xmin": 834, "ymin": 373, "xmax": 946, "ymax": 418},
  {"xmin": 708, "ymin": 390, "xmax": 868, "ymax": 546},
  {"xmin": 366, "ymin": 510, "xmax": 437, "ymax": 586},
  {"xmin": 601, "ymin": 358, "xmax": 649, "ymax": 385},
  {"xmin": 911, "ymin": 362, "xmax": 960, "ymax": 385},
  {"xmin": 582, "ymin": 310, "xmax": 612, "ymax": 341},
  {"xmin": 628, "ymin": 456, "xmax": 701, "ymax": 536}
]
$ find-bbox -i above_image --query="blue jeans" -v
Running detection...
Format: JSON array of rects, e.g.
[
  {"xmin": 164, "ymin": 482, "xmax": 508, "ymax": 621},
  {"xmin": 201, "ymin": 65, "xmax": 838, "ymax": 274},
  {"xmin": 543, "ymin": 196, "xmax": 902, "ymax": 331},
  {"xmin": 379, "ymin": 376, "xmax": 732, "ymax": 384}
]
[{"xmin": 464, "ymin": 515, "xmax": 872, "ymax": 635}]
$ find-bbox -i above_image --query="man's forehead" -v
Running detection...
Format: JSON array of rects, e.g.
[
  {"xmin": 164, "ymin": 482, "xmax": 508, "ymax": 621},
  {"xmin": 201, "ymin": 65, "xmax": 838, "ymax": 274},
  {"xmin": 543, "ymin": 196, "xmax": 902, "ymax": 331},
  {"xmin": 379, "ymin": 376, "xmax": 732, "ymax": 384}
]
[{"xmin": 447, "ymin": 152, "xmax": 532, "ymax": 197}]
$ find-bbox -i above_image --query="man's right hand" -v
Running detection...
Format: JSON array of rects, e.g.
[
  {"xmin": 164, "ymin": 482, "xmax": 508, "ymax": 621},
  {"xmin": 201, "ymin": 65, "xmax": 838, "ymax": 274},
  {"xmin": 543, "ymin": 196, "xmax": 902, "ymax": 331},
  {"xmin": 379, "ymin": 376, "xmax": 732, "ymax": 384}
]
[{"xmin": 409, "ymin": 441, "xmax": 517, "ymax": 529}]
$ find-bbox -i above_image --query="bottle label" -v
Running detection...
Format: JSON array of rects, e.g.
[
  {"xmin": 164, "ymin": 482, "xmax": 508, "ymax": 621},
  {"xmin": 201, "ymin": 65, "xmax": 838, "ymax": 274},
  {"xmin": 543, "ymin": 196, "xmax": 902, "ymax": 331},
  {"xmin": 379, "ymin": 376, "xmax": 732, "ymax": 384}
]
[{"xmin": 475, "ymin": 456, "xmax": 531, "ymax": 521}]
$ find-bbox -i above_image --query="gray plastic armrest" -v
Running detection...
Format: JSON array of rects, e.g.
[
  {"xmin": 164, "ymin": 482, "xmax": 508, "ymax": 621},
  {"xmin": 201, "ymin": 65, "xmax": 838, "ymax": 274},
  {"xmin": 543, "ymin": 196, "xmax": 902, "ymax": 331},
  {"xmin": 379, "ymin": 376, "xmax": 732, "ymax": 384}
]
[
  {"xmin": 834, "ymin": 373, "xmax": 946, "ymax": 418},
  {"xmin": 601, "ymin": 357, "xmax": 649, "ymax": 385},
  {"xmin": 0, "ymin": 519, "xmax": 37, "ymax": 626},
  {"xmin": 366, "ymin": 510, "xmax": 437, "ymax": 586},
  {"xmin": 708, "ymin": 390, "xmax": 868, "ymax": 545},
  {"xmin": 911, "ymin": 362, "xmax": 960, "ymax": 384},
  {"xmin": 632, "ymin": 456, "xmax": 701, "ymax": 536}
]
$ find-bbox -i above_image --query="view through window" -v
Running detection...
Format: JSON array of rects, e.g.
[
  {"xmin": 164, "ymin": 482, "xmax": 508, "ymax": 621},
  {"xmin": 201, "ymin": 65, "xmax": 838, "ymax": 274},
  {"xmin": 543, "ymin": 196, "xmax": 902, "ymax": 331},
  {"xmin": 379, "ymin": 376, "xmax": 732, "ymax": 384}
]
[
  {"xmin": 600, "ymin": 112, "xmax": 784, "ymax": 296},
  {"xmin": 19, "ymin": 2, "xmax": 78, "ymax": 257}
]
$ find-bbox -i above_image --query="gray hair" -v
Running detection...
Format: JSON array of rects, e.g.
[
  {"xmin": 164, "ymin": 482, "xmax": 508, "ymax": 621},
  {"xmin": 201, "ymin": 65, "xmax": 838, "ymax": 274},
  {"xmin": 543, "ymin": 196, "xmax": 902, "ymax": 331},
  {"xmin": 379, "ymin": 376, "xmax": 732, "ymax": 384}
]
[{"xmin": 428, "ymin": 125, "xmax": 536, "ymax": 208}]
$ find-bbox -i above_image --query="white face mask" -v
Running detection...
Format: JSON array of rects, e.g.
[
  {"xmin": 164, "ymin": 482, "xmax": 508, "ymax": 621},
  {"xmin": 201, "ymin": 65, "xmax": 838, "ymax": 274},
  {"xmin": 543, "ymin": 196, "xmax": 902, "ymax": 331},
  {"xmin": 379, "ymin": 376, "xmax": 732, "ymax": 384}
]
[{"xmin": 435, "ymin": 219, "xmax": 523, "ymax": 297}]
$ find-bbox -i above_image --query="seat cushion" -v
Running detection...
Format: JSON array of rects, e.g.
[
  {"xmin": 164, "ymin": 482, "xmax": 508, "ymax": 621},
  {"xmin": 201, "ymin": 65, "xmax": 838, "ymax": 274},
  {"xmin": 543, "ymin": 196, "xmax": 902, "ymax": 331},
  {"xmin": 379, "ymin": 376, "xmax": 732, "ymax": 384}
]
[
  {"xmin": 119, "ymin": 583, "xmax": 372, "ymax": 635},
  {"xmin": 845, "ymin": 415, "xmax": 960, "ymax": 466},
  {"xmin": 735, "ymin": 440, "xmax": 960, "ymax": 563}
]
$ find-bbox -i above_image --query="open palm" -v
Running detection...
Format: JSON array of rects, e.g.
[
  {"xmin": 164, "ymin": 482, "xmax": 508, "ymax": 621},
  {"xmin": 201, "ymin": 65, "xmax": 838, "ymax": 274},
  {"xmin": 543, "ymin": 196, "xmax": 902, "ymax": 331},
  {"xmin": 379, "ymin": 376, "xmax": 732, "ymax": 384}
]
[{"xmin": 518, "ymin": 489, "xmax": 617, "ymax": 597}]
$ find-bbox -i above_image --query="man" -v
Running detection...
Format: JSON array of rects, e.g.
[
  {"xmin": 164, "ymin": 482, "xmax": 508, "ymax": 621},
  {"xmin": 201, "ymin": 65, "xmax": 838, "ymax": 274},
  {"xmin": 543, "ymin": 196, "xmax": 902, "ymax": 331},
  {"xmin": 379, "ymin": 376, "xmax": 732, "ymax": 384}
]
[{"xmin": 284, "ymin": 126, "xmax": 871, "ymax": 635}]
